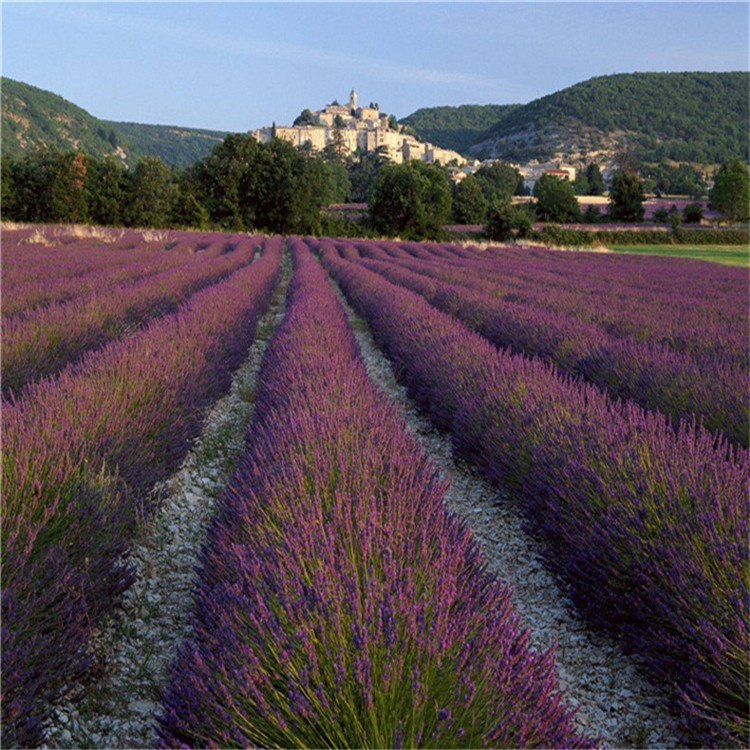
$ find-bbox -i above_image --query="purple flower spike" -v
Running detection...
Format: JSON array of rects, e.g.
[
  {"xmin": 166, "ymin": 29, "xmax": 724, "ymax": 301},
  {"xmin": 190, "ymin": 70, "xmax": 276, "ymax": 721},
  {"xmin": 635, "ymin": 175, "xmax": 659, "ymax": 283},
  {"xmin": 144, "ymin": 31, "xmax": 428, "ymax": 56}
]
[
  {"xmin": 157, "ymin": 238, "xmax": 591, "ymax": 749},
  {"xmin": 317, "ymin": 237, "xmax": 749, "ymax": 747}
]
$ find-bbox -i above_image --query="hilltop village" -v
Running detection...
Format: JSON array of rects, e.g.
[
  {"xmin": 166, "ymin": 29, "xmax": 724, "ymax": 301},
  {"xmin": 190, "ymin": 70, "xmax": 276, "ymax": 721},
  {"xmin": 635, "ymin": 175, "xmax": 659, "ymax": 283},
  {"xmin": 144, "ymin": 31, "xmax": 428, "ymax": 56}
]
[
  {"xmin": 250, "ymin": 90, "xmax": 585, "ymax": 192},
  {"xmin": 251, "ymin": 90, "xmax": 468, "ymax": 168}
]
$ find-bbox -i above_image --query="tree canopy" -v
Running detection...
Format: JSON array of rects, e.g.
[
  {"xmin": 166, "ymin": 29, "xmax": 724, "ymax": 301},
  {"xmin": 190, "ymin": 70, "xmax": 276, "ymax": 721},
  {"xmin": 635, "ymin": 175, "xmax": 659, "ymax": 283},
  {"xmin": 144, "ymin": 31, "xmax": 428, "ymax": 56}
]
[
  {"xmin": 452, "ymin": 174, "xmax": 488, "ymax": 224},
  {"xmin": 474, "ymin": 161, "xmax": 524, "ymax": 204},
  {"xmin": 710, "ymin": 158, "xmax": 750, "ymax": 222},
  {"xmin": 293, "ymin": 109, "xmax": 316, "ymax": 126},
  {"xmin": 608, "ymin": 171, "xmax": 645, "ymax": 222},
  {"xmin": 368, "ymin": 160, "xmax": 452, "ymax": 240},
  {"xmin": 2, "ymin": 134, "xmax": 344, "ymax": 234},
  {"xmin": 533, "ymin": 174, "xmax": 580, "ymax": 223},
  {"xmin": 485, "ymin": 200, "xmax": 534, "ymax": 241}
]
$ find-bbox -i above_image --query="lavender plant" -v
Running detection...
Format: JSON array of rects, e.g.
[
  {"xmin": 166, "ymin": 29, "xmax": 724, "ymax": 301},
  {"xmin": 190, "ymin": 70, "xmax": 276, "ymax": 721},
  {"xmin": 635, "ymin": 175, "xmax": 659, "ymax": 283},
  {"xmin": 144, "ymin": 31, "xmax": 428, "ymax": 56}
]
[
  {"xmin": 2, "ymin": 235, "xmax": 260, "ymax": 396},
  {"xmin": 158, "ymin": 239, "xmax": 591, "ymax": 749},
  {"xmin": 355, "ymin": 239, "xmax": 748, "ymax": 368},
  {"xmin": 2, "ymin": 230, "xmax": 235, "ymax": 319},
  {"xmin": 349, "ymin": 244, "xmax": 748, "ymax": 446},
  {"xmin": 1, "ymin": 237, "xmax": 282, "ymax": 748},
  {"xmin": 319, "ymin": 242, "xmax": 749, "ymax": 747}
]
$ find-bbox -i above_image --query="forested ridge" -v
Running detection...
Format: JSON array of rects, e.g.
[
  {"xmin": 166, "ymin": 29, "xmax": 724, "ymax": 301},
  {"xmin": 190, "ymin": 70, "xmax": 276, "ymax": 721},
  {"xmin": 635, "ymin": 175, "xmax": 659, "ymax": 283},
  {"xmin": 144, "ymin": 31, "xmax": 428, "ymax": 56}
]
[
  {"xmin": 2, "ymin": 78, "xmax": 134, "ymax": 163},
  {"xmin": 2, "ymin": 78, "xmax": 227, "ymax": 167},
  {"xmin": 469, "ymin": 72, "xmax": 749, "ymax": 163},
  {"xmin": 400, "ymin": 104, "xmax": 521, "ymax": 154},
  {"xmin": 6, "ymin": 72, "xmax": 748, "ymax": 169},
  {"xmin": 101, "ymin": 122, "xmax": 228, "ymax": 168}
]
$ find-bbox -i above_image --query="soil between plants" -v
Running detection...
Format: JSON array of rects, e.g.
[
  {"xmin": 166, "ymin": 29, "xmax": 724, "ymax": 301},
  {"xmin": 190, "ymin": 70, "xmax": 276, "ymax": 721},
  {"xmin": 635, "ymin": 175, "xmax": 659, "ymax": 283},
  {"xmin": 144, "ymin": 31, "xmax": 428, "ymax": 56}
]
[{"xmin": 327, "ymin": 271, "xmax": 679, "ymax": 749}]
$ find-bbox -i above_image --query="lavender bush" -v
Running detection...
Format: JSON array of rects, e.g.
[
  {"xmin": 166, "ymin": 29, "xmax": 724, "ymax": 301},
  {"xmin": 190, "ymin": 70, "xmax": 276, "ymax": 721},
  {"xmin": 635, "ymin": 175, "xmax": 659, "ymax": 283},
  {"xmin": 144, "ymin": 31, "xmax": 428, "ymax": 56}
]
[
  {"xmin": 158, "ymin": 239, "xmax": 591, "ymax": 749},
  {"xmin": 355, "ymin": 239, "xmax": 747, "ymax": 368},
  {"xmin": 1, "ymin": 237, "xmax": 282, "ymax": 748},
  {"xmin": 2, "ymin": 229, "xmax": 237, "ymax": 319},
  {"xmin": 2, "ymin": 234, "xmax": 260, "ymax": 396},
  {"xmin": 2, "ymin": 225, "xmax": 193, "ymax": 294},
  {"xmin": 318, "ymin": 242, "xmax": 749, "ymax": 747},
  {"xmin": 348, "ymin": 242, "xmax": 748, "ymax": 446}
]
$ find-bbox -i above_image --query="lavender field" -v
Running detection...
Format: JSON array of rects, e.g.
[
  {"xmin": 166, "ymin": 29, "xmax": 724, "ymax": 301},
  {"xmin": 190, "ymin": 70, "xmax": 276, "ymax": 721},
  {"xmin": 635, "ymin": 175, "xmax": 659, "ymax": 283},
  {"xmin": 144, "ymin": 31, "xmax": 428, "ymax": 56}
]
[{"xmin": 2, "ymin": 225, "xmax": 748, "ymax": 749}]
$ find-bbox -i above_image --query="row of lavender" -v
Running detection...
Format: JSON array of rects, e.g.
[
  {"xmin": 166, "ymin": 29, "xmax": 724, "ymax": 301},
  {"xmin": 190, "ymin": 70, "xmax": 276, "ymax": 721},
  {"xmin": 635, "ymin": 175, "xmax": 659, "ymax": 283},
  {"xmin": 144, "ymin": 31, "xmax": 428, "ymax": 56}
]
[
  {"xmin": 381, "ymin": 239, "xmax": 747, "ymax": 367},
  {"xmin": 317, "ymin": 240, "xmax": 749, "ymax": 747},
  {"xmin": 4, "ymin": 243, "xmax": 185, "ymax": 319},
  {"xmin": 2, "ymin": 226, "xmax": 206, "ymax": 301},
  {"xmin": 157, "ymin": 240, "xmax": 592, "ymax": 749},
  {"xmin": 364, "ymin": 236, "xmax": 748, "ymax": 368},
  {"xmin": 2, "ymin": 232, "xmax": 239, "ymax": 320},
  {"xmin": 3, "ymin": 230, "xmax": 240, "ymax": 319},
  {"xmin": 2, "ymin": 231, "xmax": 258, "ymax": 397},
  {"xmin": 1, "ymin": 237, "xmax": 282, "ymax": 748},
  {"xmin": 344, "ymin": 240, "xmax": 748, "ymax": 446}
]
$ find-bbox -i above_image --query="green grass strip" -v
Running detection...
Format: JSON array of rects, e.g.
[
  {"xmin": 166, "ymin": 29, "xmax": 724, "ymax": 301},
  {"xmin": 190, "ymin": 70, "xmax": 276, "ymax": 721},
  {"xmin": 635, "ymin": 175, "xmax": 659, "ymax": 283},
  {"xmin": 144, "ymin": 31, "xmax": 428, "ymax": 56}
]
[{"xmin": 609, "ymin": 244, "xmax": 749, "ymax": 267}]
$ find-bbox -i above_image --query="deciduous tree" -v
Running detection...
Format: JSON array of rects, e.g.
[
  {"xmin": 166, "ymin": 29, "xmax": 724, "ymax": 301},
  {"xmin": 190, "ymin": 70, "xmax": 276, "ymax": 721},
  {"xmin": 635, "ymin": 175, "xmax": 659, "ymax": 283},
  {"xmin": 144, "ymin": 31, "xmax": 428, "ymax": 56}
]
[
  {"xmin": 533, "ymin": 174, "xmax": 581, "ymax": 222},
  {"xmin": 87, "ymin": 155, "xmax": 126, "ymax": 226},
  {"xmin": 485, "ymin": 200, "xmax": 533, "ymax": 241},
  {"xmin": 452, "ymin": 174, "xmax": 488, "ymax": 224},
  {"xmin": 710, "ymin": 158, "xmax": 750, "ymax": 222},
  {"xmin": 369, "ymin": 160, "xmax": 452, "ymax": 240},
  {"xmin": 293, "ymin": 108, "xmax": 315, "ymax": 126},
  {"xmin": 474, "ymin": 161, "xmax": 523, "ymax": 204},
  {"xmin": 192, "ymin": 133, "xmax": 260, "ymax": 229},
  {"xmin": 608, "ymin": 171, "xmax": 645, "ymax": 222},
  {"xmin": 125, "ymin": 156, "xmax": 174, "ymax": 228}
]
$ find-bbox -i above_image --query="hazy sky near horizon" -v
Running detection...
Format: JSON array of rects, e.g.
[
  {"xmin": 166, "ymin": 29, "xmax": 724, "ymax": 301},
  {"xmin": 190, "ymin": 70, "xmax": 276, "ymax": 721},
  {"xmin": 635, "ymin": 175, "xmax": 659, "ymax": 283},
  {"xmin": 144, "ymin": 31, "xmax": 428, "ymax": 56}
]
[{"xmin": 2, "ymin": 2, "xmax": 748, "ymax": 131}]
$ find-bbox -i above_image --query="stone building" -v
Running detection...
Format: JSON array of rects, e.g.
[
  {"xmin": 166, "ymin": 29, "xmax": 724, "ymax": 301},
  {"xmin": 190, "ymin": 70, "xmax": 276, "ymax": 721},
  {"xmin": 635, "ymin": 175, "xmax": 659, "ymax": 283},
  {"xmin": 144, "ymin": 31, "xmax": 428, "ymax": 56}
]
[
  {"xmin": 250, "ymin": 90, "xmax": 466, "ymax": 166},
  {"xmin": 517, "ymin": 162, "xmax": 577, "ymax": 193}
]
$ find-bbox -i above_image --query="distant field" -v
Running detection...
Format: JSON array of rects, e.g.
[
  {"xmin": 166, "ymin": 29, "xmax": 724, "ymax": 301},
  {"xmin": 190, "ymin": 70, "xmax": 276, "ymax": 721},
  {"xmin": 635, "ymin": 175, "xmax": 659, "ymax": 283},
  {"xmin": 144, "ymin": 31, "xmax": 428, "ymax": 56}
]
[{"xmin": 609, "ymin": 244, "xmax": 749, "ymax": 266}]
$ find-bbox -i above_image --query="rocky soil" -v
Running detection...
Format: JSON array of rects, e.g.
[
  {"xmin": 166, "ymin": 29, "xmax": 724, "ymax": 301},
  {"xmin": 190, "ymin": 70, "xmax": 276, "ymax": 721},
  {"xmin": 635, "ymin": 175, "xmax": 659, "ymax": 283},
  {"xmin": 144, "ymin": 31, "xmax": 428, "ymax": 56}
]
[
  {"xmin": 328, "ymin": 274, "xmax": 679, "ymax": 749},
  {"xmin": 42, "ymin": 259, "xmax": 291, "ymax": 750}
]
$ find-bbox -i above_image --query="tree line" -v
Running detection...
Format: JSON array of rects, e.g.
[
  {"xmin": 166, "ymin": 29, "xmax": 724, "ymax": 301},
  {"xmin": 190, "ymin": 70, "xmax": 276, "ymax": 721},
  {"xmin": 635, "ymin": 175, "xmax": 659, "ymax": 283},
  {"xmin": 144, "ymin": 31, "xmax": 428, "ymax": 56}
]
[
  {"xmin": 2, "ymin": 133, "xmax": 747, "ymax": 241},
  {"xmin": 1, "ymin": 135, "xmax": 385, "ymax": 235}
]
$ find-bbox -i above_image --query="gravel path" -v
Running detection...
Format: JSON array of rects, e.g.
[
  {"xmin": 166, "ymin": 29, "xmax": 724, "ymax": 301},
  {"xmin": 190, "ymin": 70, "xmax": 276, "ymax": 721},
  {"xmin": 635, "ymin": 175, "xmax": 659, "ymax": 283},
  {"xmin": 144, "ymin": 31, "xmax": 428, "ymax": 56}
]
[
  {"xmin": 42, "ymin": 253, "xmax": 291, "ymax": 750},
  {"xmin": 328, "ymin": 274, "xmax": 679, "ymax": 749},
  {"xmin": 39, "ymin": 246, "xmax": 678, "ymax": 749}
]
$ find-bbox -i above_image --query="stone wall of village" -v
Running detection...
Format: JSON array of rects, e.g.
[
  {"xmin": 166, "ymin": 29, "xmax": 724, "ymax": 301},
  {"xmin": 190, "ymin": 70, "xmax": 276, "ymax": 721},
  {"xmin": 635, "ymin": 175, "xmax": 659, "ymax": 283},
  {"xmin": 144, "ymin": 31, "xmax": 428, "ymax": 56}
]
[
  {"xmin": 250, "ymin": 90, "xmax": 467, "ymax": 167},
  {"xmin": 250, "ymin": 90, "xmax": 592, "ymax": 192}
]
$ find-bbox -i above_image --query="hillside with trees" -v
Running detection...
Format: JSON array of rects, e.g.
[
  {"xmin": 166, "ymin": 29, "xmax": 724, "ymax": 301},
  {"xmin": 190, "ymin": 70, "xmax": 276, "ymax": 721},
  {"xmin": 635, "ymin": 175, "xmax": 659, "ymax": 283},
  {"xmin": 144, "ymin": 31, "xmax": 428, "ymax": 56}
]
[
  {"xmin": 101, "ymin": 121, "xmax": 228, "ymax": 167},
  {"xmin": 7, "ymin": 73, "xmax": 748, "ymax": 173},
  {"xmin": 2, "ymin": 78, "xmax": 135, "ymax": 164},
  {"xmin": 399, "ymin": 104, "xmax": 520, "ymax": 155},
  {"xmin": 2, "ymin": 78, "xmax": 227, "ymax": 167},
  {"xmin": 470, "ymin": 72, "xmax": 749, "ymax": 165}
]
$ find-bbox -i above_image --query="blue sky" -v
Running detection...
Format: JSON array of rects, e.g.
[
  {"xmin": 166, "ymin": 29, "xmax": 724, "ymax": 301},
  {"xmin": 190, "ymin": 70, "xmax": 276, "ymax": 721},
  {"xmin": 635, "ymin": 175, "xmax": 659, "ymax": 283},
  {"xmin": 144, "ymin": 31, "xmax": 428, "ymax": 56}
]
[{"xmin": 2, "ymin": 2, "xmax": 748, "ymax": 131}]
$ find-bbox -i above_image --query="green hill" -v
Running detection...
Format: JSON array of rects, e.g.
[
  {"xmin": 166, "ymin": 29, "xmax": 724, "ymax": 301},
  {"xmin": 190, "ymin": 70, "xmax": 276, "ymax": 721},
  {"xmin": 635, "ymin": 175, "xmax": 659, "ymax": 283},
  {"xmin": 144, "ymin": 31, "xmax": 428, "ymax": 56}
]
[
  {"xmin": 103, "ymin": 121, "xmax": 227, "ymax": 167},
  {"xmin": 2, "ymin": 78, "xmax": 136, "ymax": 164},
  {"xmin": 399, "ymin": 104, "xmax": 520, "ymax": 155},
  {"xmin": 470, "ymin": 71, "xmax": 749, "ymax": 165},
  {"xmin": 5, "ymin": 73, "xmax": 747, "ymax": 171},
  {"xmin": 2, "ymin": 78, "xmax": 228, "ymax": 167}
]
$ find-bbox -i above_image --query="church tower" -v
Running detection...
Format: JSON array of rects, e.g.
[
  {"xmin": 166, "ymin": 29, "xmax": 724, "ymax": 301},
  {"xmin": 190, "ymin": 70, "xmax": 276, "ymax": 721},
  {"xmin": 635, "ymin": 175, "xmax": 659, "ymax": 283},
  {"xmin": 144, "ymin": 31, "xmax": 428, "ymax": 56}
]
[{"xmin": 349, "ymin": 89, "xmax": 358, "ymax": 111}]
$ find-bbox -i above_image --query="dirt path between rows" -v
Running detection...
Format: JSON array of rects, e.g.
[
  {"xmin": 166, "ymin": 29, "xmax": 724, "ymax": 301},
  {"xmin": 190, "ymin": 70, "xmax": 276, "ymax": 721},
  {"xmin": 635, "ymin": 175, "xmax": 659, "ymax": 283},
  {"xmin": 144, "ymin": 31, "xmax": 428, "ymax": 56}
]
[
  {"xmin": 42, "ymin": 253, "xmax": 292, "ymax": 750},
  {"xmin": 327, "ymin": 272, "xmax": 679, "ymax": 749}
]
